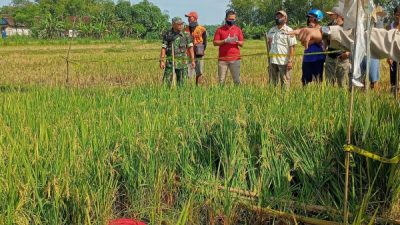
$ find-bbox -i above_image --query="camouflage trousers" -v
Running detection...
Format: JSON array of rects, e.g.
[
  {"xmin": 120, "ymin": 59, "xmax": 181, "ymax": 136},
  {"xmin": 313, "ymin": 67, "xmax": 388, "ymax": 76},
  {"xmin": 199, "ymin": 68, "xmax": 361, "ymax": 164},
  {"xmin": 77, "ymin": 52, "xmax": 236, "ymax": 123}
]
[
  {"xmin": 163, "ymin": 62, "xmax": 188, "ymax": 87},
  {"xmin": 324, "ymin": 56, "xmax": 351, "ymax": 88}
]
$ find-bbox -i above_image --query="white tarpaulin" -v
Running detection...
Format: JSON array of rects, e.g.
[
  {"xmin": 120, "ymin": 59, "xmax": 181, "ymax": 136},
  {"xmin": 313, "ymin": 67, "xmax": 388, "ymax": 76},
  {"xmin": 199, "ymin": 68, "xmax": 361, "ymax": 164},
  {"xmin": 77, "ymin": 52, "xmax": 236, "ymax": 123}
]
[{"xmin": 339, "ymin": 0, "xmax": 375, "ymax": 87}]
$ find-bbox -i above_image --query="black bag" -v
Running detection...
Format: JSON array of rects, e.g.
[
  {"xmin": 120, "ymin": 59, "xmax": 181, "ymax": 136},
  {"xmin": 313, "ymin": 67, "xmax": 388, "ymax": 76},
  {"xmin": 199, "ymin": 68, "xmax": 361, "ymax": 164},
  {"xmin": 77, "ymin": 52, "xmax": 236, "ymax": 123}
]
[{"xmin": 194, "ymin": 43, "xmax": 205, "ymax": 56}]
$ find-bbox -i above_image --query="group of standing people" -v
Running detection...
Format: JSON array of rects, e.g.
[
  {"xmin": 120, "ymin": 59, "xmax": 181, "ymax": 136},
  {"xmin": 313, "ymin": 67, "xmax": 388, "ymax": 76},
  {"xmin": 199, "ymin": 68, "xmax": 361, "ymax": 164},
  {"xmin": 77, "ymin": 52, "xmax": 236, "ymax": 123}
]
[
  {"xmin": 159, "ymin": 5, "xmax": 400, "ymax": 93},
  {"xmin": 267, "ymin": 5, "xmax": 399, "ymax": 91},
  {"xmin": 159, "ymin": 9, "xmax": 244, "ymax": 87}
]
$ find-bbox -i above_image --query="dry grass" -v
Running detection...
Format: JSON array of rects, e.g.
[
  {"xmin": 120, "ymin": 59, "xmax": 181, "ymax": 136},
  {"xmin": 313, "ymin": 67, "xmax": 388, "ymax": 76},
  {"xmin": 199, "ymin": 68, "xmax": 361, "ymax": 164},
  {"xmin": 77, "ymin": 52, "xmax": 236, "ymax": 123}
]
[{"xmin": 0, "ymin": 39, "xmax": 393, "ymax": 89}]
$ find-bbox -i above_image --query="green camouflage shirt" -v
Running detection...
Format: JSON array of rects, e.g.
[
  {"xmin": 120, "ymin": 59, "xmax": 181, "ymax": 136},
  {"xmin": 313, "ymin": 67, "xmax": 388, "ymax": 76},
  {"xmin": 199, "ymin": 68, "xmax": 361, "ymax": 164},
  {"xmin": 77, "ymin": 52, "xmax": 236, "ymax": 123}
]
[{"xmin": 162, "ymin": 29, "xmax": 193, "ymax": 69}]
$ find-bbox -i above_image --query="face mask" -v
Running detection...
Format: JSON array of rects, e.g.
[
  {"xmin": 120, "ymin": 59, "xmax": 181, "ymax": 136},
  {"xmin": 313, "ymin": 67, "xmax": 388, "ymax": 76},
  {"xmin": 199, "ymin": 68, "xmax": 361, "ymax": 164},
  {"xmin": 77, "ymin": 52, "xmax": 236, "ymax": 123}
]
[
  {"xmin": 189, "ymin": 22, "xmax": 198, "ymax": 28},
  {"xmin": 275, "ymin": 18, "xmax": 285, "ymax": 25},
  {"xmin": 329, "ymin": 19, "xmax": 337, "ymax": 26},
  {"xmin": 307, "ymin": 18, "xmax": 316, "ymax": 27},
  {"xmin": 226, "ymin": 20, "xmax": 236, "ymax": 26}
]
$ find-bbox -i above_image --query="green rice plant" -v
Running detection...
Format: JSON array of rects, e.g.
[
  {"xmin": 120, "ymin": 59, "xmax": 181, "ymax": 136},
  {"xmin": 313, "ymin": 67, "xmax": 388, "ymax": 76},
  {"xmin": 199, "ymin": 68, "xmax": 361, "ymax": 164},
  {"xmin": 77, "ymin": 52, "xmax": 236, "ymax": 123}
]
[{"xmin": 0, "ymin": 40, "xmax": 399, "ymax": 224}]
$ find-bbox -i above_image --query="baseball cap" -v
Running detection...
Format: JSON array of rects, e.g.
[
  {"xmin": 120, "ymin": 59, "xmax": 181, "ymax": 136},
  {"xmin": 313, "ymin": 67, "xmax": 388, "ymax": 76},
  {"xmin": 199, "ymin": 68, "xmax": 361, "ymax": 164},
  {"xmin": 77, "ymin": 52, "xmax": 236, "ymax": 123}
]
[
  {"xmin": 225, "ymin": 8, "xmax": 236, "ymax": 15},
  {"xmin": 172, "ymin": 17, "xmax": 184, "ymax": 24},
  {"xmin": 373, "ymin": 5, "xmax": 386, "ymax": 17},
  {"xmin": 185, "ymin": 11, "xmax": 199, "ymax": 20},
  {"xmin": 275, "ymin": 10, "xmax": 287, "ymax": 18},
  {"xmin": 326, "ymin": 6, "xmax": 343, "ymax": 17}
]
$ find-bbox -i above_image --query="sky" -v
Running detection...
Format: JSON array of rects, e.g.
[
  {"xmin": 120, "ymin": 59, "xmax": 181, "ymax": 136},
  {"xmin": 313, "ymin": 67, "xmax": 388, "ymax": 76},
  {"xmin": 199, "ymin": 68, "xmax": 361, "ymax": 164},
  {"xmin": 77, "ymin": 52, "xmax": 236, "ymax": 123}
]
[{"xmin": 0, "ymin": 0, "xmax": 231, "ymax": 25}]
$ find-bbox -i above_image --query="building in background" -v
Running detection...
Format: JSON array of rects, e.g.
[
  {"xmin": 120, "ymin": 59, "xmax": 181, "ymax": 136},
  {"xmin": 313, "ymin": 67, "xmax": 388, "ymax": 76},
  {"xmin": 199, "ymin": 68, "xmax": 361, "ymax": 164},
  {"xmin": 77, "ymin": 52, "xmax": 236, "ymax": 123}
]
[{"xmin": 0, "ymin": 16, "xmax": 31, "ymax": 38}]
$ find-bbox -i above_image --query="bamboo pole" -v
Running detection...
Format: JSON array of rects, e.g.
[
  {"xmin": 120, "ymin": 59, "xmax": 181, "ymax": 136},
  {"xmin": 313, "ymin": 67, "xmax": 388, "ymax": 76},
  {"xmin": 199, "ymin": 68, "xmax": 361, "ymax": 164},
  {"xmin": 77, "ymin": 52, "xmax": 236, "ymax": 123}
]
[
  {"xmin": 215, "ymin": 185, "xmax": 339, "ymax": 214},
  {"xmin": 240, "ymin": 203, "xmax": 342, "ymax": 225},
  {"xmin": 396, "ymin": 62, "xmax": 399, "ymax": 99},
  {"xmin": 396, "ymin": 19, "xmax": 400, "ymax": 99},
  {"xmin": 66, "ymin": 17, "xmax": 77, "ymax": 84},
  {"xmin": 220, "ymin": 184, "xmax": 400, "ymax": 224},
  {"xmin": 171, "ymin": 43, "xmax": 177, "ymax": 87},
  {"xmin": 344, "ymin": 0, "xmax": 362, "ymax": 223},
  {"xmin": 175, "ymin": 177, "xmax": 400, "ymax": 224}
]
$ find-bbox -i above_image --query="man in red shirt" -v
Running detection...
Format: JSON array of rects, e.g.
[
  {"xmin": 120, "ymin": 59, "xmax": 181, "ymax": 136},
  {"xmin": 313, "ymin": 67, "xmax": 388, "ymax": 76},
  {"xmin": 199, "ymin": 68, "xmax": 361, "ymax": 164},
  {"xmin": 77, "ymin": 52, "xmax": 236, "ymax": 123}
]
[{"xmin": 213, "ymin": 9, "xmax": 244, "ymax": 85}]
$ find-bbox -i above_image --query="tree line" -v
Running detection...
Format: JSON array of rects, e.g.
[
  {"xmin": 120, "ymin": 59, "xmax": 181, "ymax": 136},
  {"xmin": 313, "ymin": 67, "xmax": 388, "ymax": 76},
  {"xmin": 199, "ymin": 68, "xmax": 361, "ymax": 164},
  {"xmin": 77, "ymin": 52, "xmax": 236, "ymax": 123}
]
[
  {"xmin": 229, "ymin": 0, "xmax": 400, "ymax": 39},
  {"xmin": 1, "ymin": 0, "xmax": 170, "ymax": 39},
  {"xmin": 1, "ymin": 0, "xmax": 399, "ymax": 40}
]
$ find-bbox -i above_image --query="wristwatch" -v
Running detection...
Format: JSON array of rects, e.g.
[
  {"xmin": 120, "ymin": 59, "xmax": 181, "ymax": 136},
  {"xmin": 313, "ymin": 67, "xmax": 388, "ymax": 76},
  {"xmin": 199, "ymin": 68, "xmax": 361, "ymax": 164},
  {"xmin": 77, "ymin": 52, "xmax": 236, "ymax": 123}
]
[{"xmin": 321, "ymin": 26, "xmax": 331, "ymax": 40}]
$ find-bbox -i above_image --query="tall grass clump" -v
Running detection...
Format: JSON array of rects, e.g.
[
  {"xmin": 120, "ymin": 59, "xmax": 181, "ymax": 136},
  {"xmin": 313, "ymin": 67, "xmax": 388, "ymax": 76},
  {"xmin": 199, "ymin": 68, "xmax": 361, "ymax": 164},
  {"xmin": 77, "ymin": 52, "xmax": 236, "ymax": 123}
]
[{"xmin": 0, "ymin": 84, "xmax": 399, "ymax": 224}]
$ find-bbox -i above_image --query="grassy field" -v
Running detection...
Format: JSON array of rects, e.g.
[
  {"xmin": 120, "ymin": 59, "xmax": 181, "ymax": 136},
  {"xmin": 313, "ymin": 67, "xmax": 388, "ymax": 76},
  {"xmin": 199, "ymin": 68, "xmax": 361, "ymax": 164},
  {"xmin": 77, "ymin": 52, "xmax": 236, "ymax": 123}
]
[{"xmin": 0, "ymin": 39, "xmax": 399, "ymax": 225}]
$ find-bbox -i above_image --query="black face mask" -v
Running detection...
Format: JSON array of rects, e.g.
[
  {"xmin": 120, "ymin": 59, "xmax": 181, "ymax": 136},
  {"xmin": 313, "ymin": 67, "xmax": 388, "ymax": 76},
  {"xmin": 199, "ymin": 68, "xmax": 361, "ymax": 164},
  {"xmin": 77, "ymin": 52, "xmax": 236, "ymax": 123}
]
[
  {"xmin": 328, "ymin": 19, "xmax": 337, "ymax": 26},
  {"xmin": 189, "ymin": 22, "xmax": 198, "ymax": 28},
  {"xmin": 226, "ymin": 20, "xmax": 236, "ymax": 26},
  {"xmin": 275, "ymin": 18, "xmax": 285, "ymax": 25},
  {"xmin": 307, "ymin": 18, "xmax": 314, "ymax": 27}
]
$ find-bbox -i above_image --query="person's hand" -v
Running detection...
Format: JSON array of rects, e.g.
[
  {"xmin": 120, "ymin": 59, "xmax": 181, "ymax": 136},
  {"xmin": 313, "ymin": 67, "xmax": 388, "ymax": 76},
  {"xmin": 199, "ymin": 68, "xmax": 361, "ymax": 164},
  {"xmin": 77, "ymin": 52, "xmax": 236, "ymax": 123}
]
[
  {"xmin": 232, "ymin": 34, "xmax": 239, "ymax": 43},
  {"xmin": 191, "ymin": 61, "xmax": 196, "ymax": 69},
  {"xmin": 340, "ymin": 52, "xmax": 350, "ymax": 60},
  {"xmin": 224, "ymin": 34, "xmax": 236, "ymax": 44},
  {"xmin": 387, "ymin": 58, "xmax": 393, "ymax": 65},
  {"xmin": 287, "ymin": 28, "xmax": 322, "ymax": 49},
  {"xmin": 160, "ymin": 61, "xmax": 165, "ymax": 69},
  {"xmin": 224, "ymin": 37, "xmax": 233, "ymax": 43},
  {"xmin": 287, "ymin": 61, "xmax": 293, "ymax": 71}
]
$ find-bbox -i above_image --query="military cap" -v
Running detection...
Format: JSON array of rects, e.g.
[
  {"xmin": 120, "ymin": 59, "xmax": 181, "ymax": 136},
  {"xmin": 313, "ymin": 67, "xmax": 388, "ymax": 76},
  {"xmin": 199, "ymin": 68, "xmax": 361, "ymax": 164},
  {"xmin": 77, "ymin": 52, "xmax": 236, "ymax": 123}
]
[{"xmin": 172, "ymin": 17, "xmax": 184, "ymax": 24}]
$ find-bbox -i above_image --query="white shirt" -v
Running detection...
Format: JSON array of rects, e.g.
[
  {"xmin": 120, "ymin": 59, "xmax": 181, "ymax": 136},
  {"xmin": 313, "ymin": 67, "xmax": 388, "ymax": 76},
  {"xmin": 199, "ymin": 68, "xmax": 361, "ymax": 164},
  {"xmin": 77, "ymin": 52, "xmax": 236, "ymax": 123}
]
[{"xmin": 267, "ymin": 25, "xmax": 297, "ymax": 65}]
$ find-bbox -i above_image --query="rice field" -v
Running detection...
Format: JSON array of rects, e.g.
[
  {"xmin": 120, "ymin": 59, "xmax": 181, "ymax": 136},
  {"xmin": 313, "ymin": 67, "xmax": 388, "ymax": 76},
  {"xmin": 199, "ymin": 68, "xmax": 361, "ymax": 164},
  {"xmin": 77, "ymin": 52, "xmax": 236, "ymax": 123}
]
[{"xmin": 0, "ymin": 39, "xmax": 399, "ymax": 224}]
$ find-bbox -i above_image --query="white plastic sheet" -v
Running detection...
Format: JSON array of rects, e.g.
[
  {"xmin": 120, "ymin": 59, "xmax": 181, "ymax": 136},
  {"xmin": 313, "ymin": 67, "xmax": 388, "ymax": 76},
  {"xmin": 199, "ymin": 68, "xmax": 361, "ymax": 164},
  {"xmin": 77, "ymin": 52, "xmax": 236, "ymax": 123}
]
[{"xmin": 338, "ymin": 0, "xmax": 375, "ymax": 87}]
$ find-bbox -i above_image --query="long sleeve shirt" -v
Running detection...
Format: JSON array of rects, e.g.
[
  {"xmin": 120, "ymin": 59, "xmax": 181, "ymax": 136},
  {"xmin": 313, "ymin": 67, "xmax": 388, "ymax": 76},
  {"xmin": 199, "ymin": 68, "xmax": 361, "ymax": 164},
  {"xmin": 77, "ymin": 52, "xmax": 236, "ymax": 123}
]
[{"xmin": 329, "ymin": 26, "xmax": 400, "ymax": 62}]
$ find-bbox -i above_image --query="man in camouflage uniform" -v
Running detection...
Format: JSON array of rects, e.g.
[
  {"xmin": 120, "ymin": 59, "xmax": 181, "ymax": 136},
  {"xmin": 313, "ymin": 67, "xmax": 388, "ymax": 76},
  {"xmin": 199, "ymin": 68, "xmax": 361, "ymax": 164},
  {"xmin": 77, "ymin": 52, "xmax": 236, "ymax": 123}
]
[{"xmin": 160, "ymin": 17, "xmax": 195, "ymax": 86}]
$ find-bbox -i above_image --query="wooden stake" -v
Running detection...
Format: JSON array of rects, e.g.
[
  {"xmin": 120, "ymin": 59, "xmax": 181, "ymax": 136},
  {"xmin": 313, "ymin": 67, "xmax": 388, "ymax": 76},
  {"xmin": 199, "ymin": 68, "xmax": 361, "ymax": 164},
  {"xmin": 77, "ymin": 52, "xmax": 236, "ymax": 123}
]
[
  {"xmin": 344, "ymin": 0, "xmax": 361, "ymax": 223},
  {"xmin": 396, "ymin": 18, "xmax": 400, "ymax": 99},
  {"xmin": 241, "ymin": 203, "xmax": 342, "ymax": 225},
  {"xmin": 171, "ymin": 43, "xmax": 177, "ymax": 87},
  {"xmin": 396, "ymin": 61, "xmax": 399, "ymax": 99},
  {"xmin": 66, "ymin": 17, "xmax": 77, "ymax": 84}
]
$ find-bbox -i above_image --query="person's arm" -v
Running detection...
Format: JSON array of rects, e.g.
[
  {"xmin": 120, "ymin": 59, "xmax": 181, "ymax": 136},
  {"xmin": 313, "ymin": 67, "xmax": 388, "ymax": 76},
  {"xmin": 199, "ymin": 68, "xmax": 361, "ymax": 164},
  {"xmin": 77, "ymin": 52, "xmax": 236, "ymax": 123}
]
[
  {"xmin": 160, "ymin": 36, "xmax": 168, "ymax": 69},
  {"xmin": 188, "ymin": 46, "xmax": 196, "ymax": 68},
  {"xmin": 287, "ymin": 46, "xmax": 295, "ymax": 70},
  {"xmin": 265, "ymin": 33, "xmax": 271, "ymax": 52},
  {"xmin": 287, "ymin": 33, "xmax": 296, "ymax": 70},
  {"xmin": 330, "ymin": 26, "xmax": 400, "ymax": 62},
  {"xmin": 340, "ymin": 51, "xmax": 350, "ymax": 60},
  {"xmin": 237, "ymin": 29, "xmax": 244, "ymax": 47},
  {"xmin": 202, "ymin": 30, "xmax": 207, "ymax": 50},
  {"xmin": 186, "ymin": 35, "xmax": 195, "ymax": 68},
  {"xmin": 369, "ymin": 28, "xmax": 400, "ymax": 62},
  {"xmin": 160, "ymin": 47, "xmax": 166, "ymax": 69},
  {"xmin": 213, "ymin": 28, "xmax": 224, "ymax": 46},
  {"xmin": 288, "ymin": 26, "xmax": 400, "ymax": 62}
]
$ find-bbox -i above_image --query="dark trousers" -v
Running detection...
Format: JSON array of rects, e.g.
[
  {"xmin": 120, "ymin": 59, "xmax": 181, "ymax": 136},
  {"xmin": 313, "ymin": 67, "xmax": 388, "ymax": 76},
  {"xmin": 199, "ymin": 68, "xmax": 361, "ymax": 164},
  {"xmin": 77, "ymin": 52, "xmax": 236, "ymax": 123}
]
[
  {"xmin": 302, "ymin": 60, "xmax": 325, "ymax": 86},
  {"xmin": 390, "ymin": 62, "xmax": 398, "ymax": 86}
]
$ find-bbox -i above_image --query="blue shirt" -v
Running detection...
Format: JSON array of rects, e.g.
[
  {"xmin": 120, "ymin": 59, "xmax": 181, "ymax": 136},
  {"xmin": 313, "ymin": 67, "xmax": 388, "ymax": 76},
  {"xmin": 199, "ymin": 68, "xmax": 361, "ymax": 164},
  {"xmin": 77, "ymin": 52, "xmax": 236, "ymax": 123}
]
[
  {"xmin": 303, "ymin": 43, "xmax": 325, "ymax": 62},
  {"xmin": 1, "ymin": 30, "xmax": 6, "ymax": 39}
]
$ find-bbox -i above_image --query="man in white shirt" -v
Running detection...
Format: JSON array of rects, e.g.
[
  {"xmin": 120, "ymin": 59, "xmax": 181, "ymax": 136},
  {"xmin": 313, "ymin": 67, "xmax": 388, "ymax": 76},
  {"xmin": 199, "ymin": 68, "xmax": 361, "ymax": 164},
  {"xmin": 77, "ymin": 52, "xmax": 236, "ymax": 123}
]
[{"xmin": 266, "ymin": 10, "xmax": 297, "ymax": 89}]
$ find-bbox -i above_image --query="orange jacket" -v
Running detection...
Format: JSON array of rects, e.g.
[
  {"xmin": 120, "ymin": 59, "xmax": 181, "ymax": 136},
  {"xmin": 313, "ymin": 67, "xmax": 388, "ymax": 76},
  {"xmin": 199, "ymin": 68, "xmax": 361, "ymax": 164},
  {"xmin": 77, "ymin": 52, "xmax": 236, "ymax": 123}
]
[{"xmin": 185, "ymin": 25, "xmax": 206, "ymax": 45}]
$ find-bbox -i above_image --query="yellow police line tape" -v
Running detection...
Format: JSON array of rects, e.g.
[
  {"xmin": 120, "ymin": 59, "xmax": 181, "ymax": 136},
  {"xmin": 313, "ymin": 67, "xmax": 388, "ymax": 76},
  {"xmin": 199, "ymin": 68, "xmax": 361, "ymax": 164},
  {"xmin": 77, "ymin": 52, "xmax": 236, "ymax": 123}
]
[
  {"xmin": 343, "ymin": 145, "xmax": 400, "ymax": 164},
  {"xmin": 65, "ymin": 50, "xmax": 343, "ymax": 64}
]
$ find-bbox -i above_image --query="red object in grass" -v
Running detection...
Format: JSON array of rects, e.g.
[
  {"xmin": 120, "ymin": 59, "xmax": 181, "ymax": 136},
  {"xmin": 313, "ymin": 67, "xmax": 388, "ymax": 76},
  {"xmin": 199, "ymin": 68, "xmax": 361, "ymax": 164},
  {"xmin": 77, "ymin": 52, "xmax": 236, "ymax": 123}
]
[{"xmin": 109, "ymin": 218, "xmax": 147, "ymax": 225}]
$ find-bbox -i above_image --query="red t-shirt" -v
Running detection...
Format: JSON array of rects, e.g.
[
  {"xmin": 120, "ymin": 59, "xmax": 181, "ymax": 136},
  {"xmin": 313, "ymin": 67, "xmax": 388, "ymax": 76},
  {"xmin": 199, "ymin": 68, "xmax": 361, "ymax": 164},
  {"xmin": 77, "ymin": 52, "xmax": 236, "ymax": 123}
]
[{"xmin": 213, "ymin": 25, "xmax": 244, "ymax": 61}]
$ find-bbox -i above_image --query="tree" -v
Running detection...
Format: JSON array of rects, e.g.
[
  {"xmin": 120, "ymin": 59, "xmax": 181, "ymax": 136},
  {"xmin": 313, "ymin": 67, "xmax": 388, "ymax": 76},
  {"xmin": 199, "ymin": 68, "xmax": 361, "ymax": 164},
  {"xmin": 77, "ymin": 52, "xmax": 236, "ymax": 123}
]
[
  {"xmin": 229, "ymin": 0, "xmax": 341, "ymax": 38},
  {"xmin": 0, "ymin": 0, "xmax": 171, "ymax": 39},
  {"xmin": 115, "ymin": 0, "xmax": 132, "ymax": 22},
  {"xmin": 131, "ymin": 0, "xmax": 169, "ymax": 38}
]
